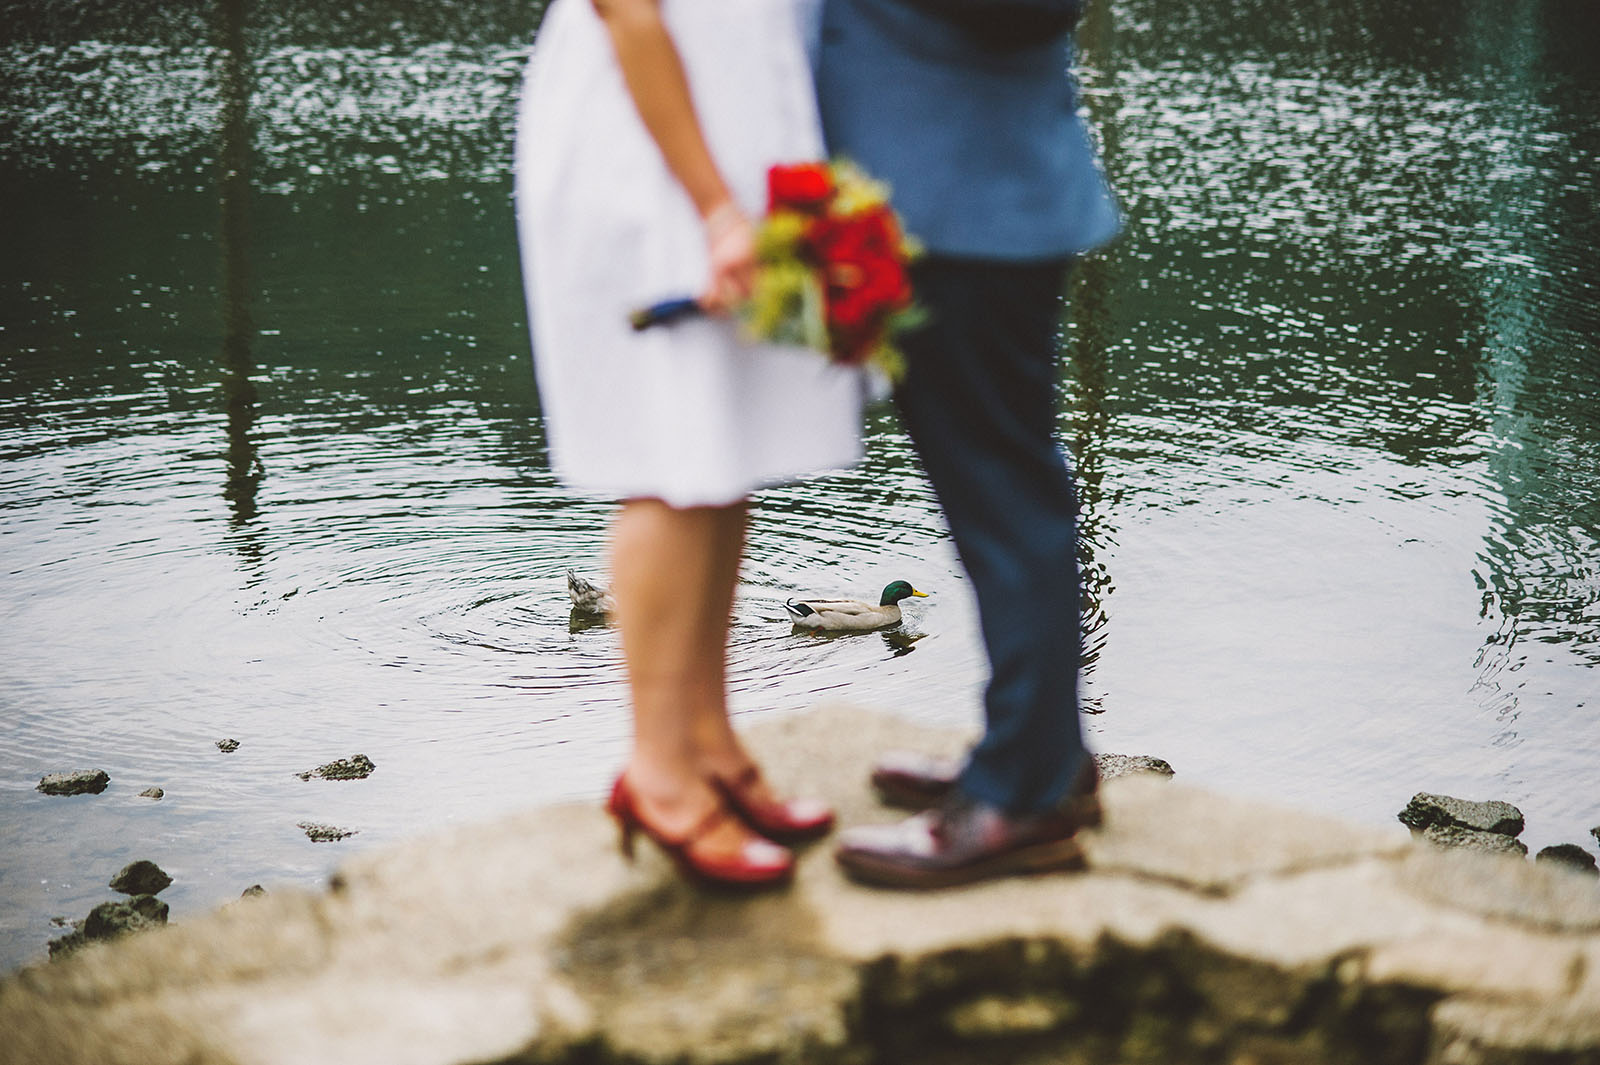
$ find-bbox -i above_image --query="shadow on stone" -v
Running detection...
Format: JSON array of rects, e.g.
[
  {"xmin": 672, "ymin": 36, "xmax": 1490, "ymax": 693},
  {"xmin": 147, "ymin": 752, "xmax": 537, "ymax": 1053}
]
[{"xmin": 557, "ymin": 878, "xmax": 856, "ymax": 1062}]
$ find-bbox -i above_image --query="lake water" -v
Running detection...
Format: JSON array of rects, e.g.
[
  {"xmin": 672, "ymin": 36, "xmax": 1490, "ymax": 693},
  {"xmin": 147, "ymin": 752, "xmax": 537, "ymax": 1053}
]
[{"xmin": 2, "ymin": 0, "xmax": 1597, "ymax": 972}]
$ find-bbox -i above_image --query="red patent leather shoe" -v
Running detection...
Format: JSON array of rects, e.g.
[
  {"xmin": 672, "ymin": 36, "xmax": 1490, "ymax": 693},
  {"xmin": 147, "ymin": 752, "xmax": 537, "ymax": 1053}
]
[
  {"xmin": 606, "ymin": 775, "xmax": 794, "ymax": 889},
  {"xmin": 712, "ymin": 764, "xmax": 835, "ymax": 843}
]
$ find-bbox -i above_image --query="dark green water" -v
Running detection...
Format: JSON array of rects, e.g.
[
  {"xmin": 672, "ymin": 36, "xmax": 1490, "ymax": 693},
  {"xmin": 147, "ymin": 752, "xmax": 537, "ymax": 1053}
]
[{"xmin": 2, "ymin": 0, "xmax": 1597, "ymax": 972}]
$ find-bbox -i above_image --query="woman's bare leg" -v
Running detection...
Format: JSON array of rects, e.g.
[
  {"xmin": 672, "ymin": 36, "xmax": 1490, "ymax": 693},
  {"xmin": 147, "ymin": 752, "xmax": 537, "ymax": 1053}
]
[{"xmin": 609, "ymin": 498, "xmax": 764, "ymax": 854}]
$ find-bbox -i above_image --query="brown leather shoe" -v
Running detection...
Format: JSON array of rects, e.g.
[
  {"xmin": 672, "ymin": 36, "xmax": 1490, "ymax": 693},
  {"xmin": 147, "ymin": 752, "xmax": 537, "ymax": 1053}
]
[
  {"xmin": 871, "ymin": 752, "xmax": 1104, "ymax": 830},
  {"xmin": 835, "ymin": 792, "xmax": 1088, "ymax": 889},
  {"xmin": 838, "ymin": 760, "xmax": 1101, "ymax": 889},
  {"xmin": 870, "ymin": 750, "xmax": 963, "ymax": 810}
]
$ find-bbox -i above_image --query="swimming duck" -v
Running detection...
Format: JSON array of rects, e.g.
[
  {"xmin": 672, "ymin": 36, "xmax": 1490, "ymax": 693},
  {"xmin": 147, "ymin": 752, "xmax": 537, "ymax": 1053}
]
[
  {"xmin": 783, "ymin": 580, "xmax": 929, "ymax": 632},
  {"xmin": 567, "ymin": 569, "xmax": 616, "ymax": 616}
]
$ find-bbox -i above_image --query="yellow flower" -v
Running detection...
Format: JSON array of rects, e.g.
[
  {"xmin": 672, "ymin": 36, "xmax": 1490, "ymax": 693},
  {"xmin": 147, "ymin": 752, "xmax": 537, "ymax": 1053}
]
[
  {"xmin": 829, "ymin": 159, "xmax": 891, "ymax": 217},
  {"xmin": 756, "ymin": 209, "xmax": 809, "ymax": 262}
]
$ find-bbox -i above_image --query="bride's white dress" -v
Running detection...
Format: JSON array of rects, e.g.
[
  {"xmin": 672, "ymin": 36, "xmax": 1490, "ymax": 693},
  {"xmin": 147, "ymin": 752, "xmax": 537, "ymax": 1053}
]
[{"xmin": 514, "ymin": 0, "xmax": 865, "ymax": 508}]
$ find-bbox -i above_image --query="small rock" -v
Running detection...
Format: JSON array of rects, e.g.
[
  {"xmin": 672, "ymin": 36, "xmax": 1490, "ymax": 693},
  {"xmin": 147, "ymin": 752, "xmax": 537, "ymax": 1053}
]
[
  {"xmin": 298, "ymin": 821, "xmax": 356, "ymax": 842},
  {"xmin": 1535, "ymin": 844, "xmax": 1599, "ymax": 877},
  {"xmin": 37, "ymin": 770, "xmax": 110, "ymax": 796},
  {"xmin": 216, "ymin": 739, "xmax": 241, "ymax": 753},
  {"xmin": 1592, "ymin": 825, "xmax": 1599, "ymax": 847},
  {"xmin": 1094, "ymin": 753, "xmax": 1175, "ymax": 780},
  {"xmin": 82, "ymin": 895, "xmax": 168, "ymax": 941},
  {"xmin": 109, "ymin": 860, "xmax": 172, "ymax": 896},
  {"xmin": 1399, "ymin": 792, "xmax": 1524, "ymax": 837},
  {"xmin": 241, "ymin": 884, "xmax": 266, "ymax": 898},
  {"xmin": 46, "ymin": 929, "xmax": 87, "ymax": 958},
  {"xmin": 139, "ymin": 787, "xmax": 164, "ymax": 800},
  {"xmin": 1422, "ymin": 823, "xmax": 1529, "ymax": 857},
  {"xmin": 54, "ymin": 895, "xmax": 171, "ymax": 955},
  {"xmin": 296, "ymin": 753, "xmax": 376, "ymax": 781}
]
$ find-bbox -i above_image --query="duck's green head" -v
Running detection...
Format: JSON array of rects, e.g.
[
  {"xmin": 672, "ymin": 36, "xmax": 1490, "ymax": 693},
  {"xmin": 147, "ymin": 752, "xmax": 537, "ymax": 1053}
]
[{"xmin": 880, "ymin": 580, "xmax": 930, "ymax": 606}]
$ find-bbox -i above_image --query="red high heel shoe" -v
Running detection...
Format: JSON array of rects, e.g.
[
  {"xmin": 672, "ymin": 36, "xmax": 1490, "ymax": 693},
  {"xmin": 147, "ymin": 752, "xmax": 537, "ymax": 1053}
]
[
  {"xmin": 606, "ymin": 775, "xmax": 794, "ymax": 889},
  {"xmin": 712, "ymin": 765, "xmax": 835, "ymax": 843}
]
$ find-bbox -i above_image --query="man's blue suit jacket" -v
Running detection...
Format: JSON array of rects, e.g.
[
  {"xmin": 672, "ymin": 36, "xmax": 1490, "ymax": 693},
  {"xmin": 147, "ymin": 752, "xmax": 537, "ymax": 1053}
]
[{"xmin": 813, "ymin": 0, "xmax": 1121, "ymax": 261}]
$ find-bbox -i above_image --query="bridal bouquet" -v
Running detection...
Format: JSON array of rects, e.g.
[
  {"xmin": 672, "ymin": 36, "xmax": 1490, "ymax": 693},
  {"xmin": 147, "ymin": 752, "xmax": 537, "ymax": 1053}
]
[{"xmin": 631, "ymin": 160, "xmax": 922, "ymax": 381}]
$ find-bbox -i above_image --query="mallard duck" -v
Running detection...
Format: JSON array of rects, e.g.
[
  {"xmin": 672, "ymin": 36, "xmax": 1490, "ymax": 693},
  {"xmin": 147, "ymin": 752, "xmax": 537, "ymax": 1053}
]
[
  {"xmin": 567, "ymin": 569, "xmax": 616, "ymax": 616},
  {"xmin": 783, "ymin": 580, "xmax": 928, "ymax": 632}
]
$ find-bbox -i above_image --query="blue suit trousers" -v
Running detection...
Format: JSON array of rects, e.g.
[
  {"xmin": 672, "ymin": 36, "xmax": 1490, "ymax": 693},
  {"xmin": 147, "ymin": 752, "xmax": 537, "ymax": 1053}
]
[{"xmin": 894, "ymin": 256, "xmax": 1092, "ymax": 813}]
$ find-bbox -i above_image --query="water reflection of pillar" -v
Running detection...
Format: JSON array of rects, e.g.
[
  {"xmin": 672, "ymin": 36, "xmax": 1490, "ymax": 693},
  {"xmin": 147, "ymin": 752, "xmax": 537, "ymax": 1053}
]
[
  {"xmin": 1065, "ymin": 257, "xmax": 1116, "ymax": 706},
  {"xmin": 1075, "ymin": 0, "xmax": 1122, "ymax": 179},
  {"xmin": 217, "ymin": 0, "xmax": 262, "ymax": 524},
  {"xmin": 1461, "ymin": 0, "xmax": 1548, "ymax": 727},
  {"xmin": 1065, "ymin": 0, "xmax": 1121, "ymax": 707}
]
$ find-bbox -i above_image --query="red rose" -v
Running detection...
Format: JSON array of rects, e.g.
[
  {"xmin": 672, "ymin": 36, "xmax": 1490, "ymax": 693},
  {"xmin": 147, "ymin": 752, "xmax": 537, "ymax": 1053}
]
[
  {"xmin": 807, "ymin": 208, "xmax": 914, "ymax": 364},
  {"xmin": 767, "ymin": 163, "xmax": 834, "ymax": 213}
]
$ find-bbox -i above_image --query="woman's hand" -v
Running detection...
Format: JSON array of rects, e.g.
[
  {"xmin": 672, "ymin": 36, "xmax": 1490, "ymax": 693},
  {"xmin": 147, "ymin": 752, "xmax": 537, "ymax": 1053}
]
[{"xmin": 699, "ymin": 201, "xmax": 756, "ymax": 316}]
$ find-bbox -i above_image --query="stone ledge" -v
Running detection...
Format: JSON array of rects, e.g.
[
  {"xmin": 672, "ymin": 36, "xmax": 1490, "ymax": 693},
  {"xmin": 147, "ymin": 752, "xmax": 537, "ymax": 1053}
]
[{"xmin": 3, "ymin": 704, "xmax": 1598, "ymax": 1065}]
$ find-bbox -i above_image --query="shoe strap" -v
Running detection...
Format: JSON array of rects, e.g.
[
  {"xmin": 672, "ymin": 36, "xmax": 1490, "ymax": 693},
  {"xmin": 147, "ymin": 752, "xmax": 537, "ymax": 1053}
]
[
  {"xmin": 677, "ymin": 802, "xmax": 734, "ymax": 850},
  {"xmin": 719, "ymin": 764, "xmax": 763, "ymax": 797}
]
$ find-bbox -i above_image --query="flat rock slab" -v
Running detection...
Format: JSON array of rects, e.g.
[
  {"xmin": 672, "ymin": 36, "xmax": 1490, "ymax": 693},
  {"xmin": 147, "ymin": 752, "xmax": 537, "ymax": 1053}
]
[
  {"xmin": 1081, "ymin": 774, "xmax": 1412, "ymax": 895},
  {"xmin": 296, "ymin": 755, "xmax": 376, "ymax": 782},
  {"xmin": 1396, "ymin": 846, "xmax": 1600, "ymax": 933},
  {"xmin": 1093, "ymin": 753, "xmax": 1174, "ymax": 779},
  {"xmin": 4, "ymin": 705, "xmax": 1599, "ymax": 1065},
  {"xmin": 1422, "ymin": 823, "xmax": 1530, "ymax": 857},
  {"xmin": 297, "ymin": 822, "xmax": 356, "ymax": 843},
  {"xmin": 37, "ymin": 770, "xmax": 110, "ymax": 796},
  {"xmin": 1400, "ymin": 792, "xmax": 1525, "ymax": 837}
]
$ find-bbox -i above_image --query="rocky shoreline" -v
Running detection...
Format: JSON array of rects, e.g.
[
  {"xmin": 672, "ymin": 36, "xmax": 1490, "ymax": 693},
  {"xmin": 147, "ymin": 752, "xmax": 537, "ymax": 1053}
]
[
  {"xmin": 1399, "ymin": 791, "xmax": 1599, "ymax": 875},
  {"xmin": 31, "ymin": 747, "xmax": 381, "ymax": 961},
  {"xmin": 27, "ymin": 737, "xmax": 1599, "ymax": 973},
  {"xmin": 8, "ymin": 705, "xmax": 1600, "ymax": 1065}
]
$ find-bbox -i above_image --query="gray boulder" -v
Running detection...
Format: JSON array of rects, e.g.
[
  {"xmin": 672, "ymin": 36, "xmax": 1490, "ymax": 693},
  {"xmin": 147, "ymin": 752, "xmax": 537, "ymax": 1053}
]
[
  {"xmin": 109, "ymin": 860, "xmax": 172, "ymax": 896},
  {"xmin": 139, "ymin": 787, "xmax": 164, "ymax": 800},
  {"xmin": 297, "ymin": 754, "xmax": 376, "ymax": 781},
  {"xmin": 83, "ymin": 895, "xmax": 168, "ymax": 940},
  {"xmin": 1094, "ymin": 753, "xmax": 1175, "ymax": 780},
  {"xmin": 1398, "ymin": 792, "xmax": 1524, "ymax": 837},
  {"xmin": 1421, "ymin": 824, "xmax": 1528, "ymax": 857},
  {"xmin": 37, "ymin": 770, "xmax": 110, "ymax": 796},
  {"xmin": 50, "ymin": 895, "xmax": 169, "ymax": 958},
  {"xmin": 298, "ymin": 821, "xmax": 356, "ymax": 842},
  {"xmin": 1535, "ymin": 844, "xmax": 1598, "ymax": 877}
]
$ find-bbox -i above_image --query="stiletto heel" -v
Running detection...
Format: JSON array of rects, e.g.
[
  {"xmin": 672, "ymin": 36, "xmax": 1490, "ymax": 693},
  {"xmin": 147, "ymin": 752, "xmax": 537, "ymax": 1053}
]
[
  {"xmin": 606, "ymin": 774, "xmax": 795, "ymax": 889},
  {"xmin": 713, "ymin": 765, "xmax": 835, "ymax": 843},
  {"xmin": 607, "ymin": 777, "xmax": 638, "ymax": 859}
]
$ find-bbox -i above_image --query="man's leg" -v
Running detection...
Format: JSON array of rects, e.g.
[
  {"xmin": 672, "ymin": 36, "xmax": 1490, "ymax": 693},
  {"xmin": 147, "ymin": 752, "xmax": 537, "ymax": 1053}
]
[{"xmin": 894, "ymin": 256, "xmax": 1091, "ymax": 814}]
